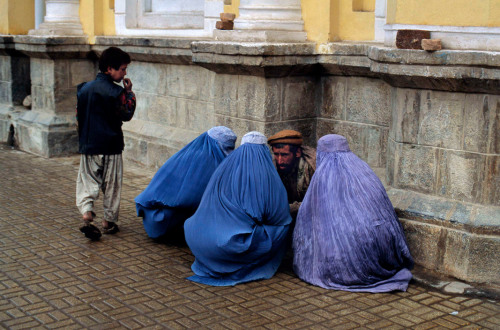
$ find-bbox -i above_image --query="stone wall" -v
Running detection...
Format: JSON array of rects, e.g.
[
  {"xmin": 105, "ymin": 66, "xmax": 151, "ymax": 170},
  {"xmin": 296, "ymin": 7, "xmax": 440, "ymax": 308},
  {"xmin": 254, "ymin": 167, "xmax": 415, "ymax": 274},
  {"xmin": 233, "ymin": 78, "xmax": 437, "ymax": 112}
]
[{"xmin": 0, "ymin": 35, "xmax": 498, "ymax": 286}]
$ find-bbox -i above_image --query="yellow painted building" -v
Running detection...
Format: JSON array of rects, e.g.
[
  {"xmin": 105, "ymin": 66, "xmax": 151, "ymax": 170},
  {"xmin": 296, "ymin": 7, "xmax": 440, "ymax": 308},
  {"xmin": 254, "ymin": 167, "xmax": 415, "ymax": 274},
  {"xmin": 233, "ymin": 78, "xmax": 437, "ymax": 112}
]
[{"xmin": 0, "ymin": 0, "xmax": 498, "ymax": 48}]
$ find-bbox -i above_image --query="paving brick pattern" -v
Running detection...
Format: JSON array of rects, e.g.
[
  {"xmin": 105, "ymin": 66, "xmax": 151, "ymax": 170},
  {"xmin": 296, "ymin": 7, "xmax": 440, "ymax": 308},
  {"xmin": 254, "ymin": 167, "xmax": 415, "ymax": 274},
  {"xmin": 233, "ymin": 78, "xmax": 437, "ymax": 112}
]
[{"xmin": 0, "ymin": 144, "xmax": 498, "ymax": 329}]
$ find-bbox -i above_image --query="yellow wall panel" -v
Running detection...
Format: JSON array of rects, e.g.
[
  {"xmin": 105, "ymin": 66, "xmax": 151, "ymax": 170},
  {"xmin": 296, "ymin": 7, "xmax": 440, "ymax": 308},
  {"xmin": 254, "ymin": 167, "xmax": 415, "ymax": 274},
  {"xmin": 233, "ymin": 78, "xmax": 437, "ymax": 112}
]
[
  {"xmin": 80, "ymin": 0, "xmax": 116, "ymax": 43},
  {"xmin": 1, "ymin": 0, "xmax": 34, "ymax": 35},
  {"xmin": 489, "ymin": 0, "xmax": 500, "ymax": 26},
  {"xmin": 0, "ymin": 0, "xmax": 9, "ymax": 34},
  {"xmin": 388, "ymin": 0, "xmax": 492, "ymax": 27},
  {"xmin": 335, "ymin": 0, "xmax": 374, "ymax": 41},
  {"xmin": 302, "ymin": 0, "xmax": 332, "ymax": 43},
  {"xmin": 224, "ymin": 0, "xmax": 240, "ymax": 17}
]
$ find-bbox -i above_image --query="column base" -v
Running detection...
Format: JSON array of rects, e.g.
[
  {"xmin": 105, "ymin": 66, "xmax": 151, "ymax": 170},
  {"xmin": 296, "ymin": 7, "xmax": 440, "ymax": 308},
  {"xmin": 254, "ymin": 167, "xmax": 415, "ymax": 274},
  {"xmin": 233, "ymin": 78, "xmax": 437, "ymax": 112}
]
[
  {"xmin": 214, "ymin": 29, "xmax": 307, "ymax": 42},
  {"xmin": 15, "ymin": 110, "xmax": 78, "ymax": 157},
  {"xmin": 29, "ymin": 22, "xmax": 85, "ymax": 36}
]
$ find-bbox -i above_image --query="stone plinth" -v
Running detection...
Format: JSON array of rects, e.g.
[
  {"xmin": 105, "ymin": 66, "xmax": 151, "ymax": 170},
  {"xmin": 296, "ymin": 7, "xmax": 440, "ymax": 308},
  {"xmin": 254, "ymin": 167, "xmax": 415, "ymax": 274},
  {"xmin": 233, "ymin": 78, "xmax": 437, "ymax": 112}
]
[
  {"xmin": 0, "ymin": 36, "xmax": 31, "ymax": 145},
  {"xmin": 8, "ymin": 36, "xmax": 93, "ymax": 157}
]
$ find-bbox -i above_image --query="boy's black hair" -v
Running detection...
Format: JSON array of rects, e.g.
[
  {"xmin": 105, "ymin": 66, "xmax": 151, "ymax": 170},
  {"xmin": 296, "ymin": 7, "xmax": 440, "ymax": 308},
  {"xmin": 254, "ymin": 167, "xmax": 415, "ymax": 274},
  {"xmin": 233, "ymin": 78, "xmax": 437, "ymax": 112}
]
[{"xmin": 98, "ymin": 47, "xmax": 131, "ymax": 73}]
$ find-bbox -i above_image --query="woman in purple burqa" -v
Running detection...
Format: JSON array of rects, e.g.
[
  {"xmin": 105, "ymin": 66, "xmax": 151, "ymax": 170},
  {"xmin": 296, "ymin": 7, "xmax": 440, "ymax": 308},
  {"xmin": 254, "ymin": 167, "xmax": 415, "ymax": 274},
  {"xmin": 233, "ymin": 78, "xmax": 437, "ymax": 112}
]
[{"xmin": 293, "ymin": 134, "xmax": 414, "ymax": 292}]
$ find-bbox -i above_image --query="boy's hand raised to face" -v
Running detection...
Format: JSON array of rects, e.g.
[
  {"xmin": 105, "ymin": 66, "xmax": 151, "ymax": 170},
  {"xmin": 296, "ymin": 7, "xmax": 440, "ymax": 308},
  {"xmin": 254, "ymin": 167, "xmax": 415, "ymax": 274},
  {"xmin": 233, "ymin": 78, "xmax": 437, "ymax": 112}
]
[{"xmin": 123, "ymin": 78, "xmax": 133, "ymax": 92}]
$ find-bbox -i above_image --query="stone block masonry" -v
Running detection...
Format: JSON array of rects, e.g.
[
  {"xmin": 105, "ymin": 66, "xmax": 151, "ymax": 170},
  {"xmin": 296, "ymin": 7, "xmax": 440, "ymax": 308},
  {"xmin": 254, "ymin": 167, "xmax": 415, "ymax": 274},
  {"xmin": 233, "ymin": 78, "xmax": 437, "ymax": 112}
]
[{"xmin": 0, "ymin": 35, "xmax": 498, "ymax": 287}]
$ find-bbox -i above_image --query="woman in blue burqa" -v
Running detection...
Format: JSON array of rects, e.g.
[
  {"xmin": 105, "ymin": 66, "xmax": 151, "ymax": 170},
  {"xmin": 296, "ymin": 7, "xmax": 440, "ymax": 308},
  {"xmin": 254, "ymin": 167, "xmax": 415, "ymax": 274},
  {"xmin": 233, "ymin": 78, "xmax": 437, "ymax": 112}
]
[
  {"xmin": 293, "ymin": 134, "xmax": 414, "ymax": 292},
  {"xmin": 135, "ymin": 126, "xmax": 237, "ymax": 238},
  {"xmin": 184, "ymin": 131, "xmax": 292, "ymax": 286}
]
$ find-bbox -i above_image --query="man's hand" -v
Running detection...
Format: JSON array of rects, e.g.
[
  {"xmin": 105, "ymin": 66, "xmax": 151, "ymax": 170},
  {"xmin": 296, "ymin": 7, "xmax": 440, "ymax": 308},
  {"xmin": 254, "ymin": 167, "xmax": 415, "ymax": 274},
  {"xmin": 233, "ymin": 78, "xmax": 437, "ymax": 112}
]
[{"xmin": 123, "ymin": 78, "xmax": 133, "ymax": 92}]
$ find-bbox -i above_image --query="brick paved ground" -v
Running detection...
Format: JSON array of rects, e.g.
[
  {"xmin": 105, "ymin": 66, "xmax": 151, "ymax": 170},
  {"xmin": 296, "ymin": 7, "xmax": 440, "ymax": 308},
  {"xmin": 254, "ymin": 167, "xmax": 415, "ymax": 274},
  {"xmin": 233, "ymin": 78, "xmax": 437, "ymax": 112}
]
[{"xmin": 0, "ymin": 144, "xmax": 498, "ymax": 329}]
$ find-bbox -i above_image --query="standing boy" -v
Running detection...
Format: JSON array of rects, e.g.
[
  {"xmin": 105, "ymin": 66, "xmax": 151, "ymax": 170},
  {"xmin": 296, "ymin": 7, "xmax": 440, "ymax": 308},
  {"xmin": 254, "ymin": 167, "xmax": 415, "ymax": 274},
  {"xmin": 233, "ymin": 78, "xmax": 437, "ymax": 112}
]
[{"xmin": 76, "ymin": 47, "xmax": 136, "ymax": 240}]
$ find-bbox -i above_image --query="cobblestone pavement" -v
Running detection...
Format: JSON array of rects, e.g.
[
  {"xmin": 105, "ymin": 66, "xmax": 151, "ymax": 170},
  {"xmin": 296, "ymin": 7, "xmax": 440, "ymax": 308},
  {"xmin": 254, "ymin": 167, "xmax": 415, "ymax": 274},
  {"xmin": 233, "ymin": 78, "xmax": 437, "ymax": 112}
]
[{"xmin": 0, "ymin": 144, "xmax": 499, "ymax": 329}]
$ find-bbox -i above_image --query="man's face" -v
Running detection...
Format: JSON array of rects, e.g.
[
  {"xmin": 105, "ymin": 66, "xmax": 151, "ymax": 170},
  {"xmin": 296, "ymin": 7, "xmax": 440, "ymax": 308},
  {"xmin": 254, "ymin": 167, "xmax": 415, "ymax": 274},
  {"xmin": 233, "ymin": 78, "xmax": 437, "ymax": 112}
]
[
  {"xmin": 107, "ymin": 64, "xmax": 128, "ymax": 82},
  {"xmin": 272, "ymin": 144, "xmax": 301, "ymax": 174}
]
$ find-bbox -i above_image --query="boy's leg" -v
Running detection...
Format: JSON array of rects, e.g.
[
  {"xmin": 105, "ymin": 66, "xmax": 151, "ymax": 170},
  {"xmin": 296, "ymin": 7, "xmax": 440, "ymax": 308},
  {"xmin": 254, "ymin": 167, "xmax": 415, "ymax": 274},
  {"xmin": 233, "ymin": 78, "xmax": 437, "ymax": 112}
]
[
  {"xmin": 76, "ymin": 154, "xmax": 104, "ymax": 221},
  {"xmin": 101, "ymin": 154, "xmax": 123, "ymax": 233}
]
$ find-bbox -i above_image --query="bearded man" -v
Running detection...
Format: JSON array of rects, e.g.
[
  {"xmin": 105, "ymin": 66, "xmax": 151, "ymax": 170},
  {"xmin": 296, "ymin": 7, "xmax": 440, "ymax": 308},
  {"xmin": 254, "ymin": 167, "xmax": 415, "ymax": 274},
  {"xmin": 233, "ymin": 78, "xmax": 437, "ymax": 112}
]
[{"xmin": 268, "ymin": 130, "xmax": 316, "ymax": 219}]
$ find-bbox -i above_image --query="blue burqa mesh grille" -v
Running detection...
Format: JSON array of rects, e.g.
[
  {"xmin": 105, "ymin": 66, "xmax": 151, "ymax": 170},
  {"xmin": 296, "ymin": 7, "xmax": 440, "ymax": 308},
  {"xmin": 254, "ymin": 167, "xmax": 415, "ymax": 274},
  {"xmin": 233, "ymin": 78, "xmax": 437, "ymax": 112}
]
[
  {"xmin": 293, "ymin": 134, "xmax": 414, "ymax": 292},
  {"xmin": 184, "ymin": 133, "xmax": 292, "ymax": 286}
]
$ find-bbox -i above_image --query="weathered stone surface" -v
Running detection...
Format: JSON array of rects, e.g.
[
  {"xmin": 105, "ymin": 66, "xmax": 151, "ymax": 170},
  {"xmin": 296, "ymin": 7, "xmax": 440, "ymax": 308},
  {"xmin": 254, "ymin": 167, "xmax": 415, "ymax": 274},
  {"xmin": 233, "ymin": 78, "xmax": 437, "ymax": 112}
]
[
  {"xmin": 442, "ymin": 230, "xmax": 471, "ymax": 280},
  {"xmin": 179, "ymin": 98, "xmax": 214, "ymax": 131},
  {"xmin": 484, "ymin": 155, "xmax": 500, "ymax": 206},
  {"xmin": 165, "ymin": 64, "xmax": 214, "ymax": 101},
  {"xmin": 123, "ymin": 136, "xmax": 148, "ymax": 168},
  {"xmin": 146, "ymin": 94, "xmax": 177, "ymax": 126},
  {"xmin": 346, "ymin": 77, "xmax": 392, "ymax": 126},
  {"xmin": 215, "ymin": 114, "xmax": 265, "ymax": 145},
  {"xmin": 282, "ymin": 76, "xmax": 317, "ymax": 120},
  {"xmin": 396, "ymin": 30, "xmax": 431, "ymax": 50},
  {"xmin": 127, "ymin": 62, "xmax": 164, "ymax": 95},
  {"xmin": 236, "ymin": 75, "xmax": 271, "ymax": 121},
  {"xmin": 465, "ymin": 234, "xmax": 500, "ymax": 283},
  {"xmin": 417, "ymin": 91, "xmax": 465, "ymax": 150},
  {"xmin": 69, "ymin": 60, "xmax": 96, "ymax": 86},
  {"xmin": 436, "ymin": 150, "xmax": 486, "ymax": 204},
  {"xmin": 390, "ymin": 88, "xmax": 420, "ymax": 144},
  {"xmin": 463, "ymin": 94, "xmax": 494, "ymax": 153},
  {"xmin": 0, "ymin": 55, "xmax": 11, "ymax": 81},
  {"xmin": 320, "ymin": 76, "xmax": 347, "ymax": 120},
  {"xmin": 214, "ymin": 74, "xmax": 238, "ymax": 116},
  {"xmin": 316, "ymin": 119, "xmax": 388, "ymax": 168},
  {"xmin": 400, "ymin": 219, "xmax": 443, "ymax": 270},
  {"xmin": 31, "ymin": 85, "xmax": 55, "ymax": 112},
  {"xmin": 421, "ymin": 39, "xmax": 442, "ymax": 51},
  {"xmin": 15, "ymin": 111, "xmax": 77, "ymax": 157},
  {"xmin": 0, "ymin": 81, "xmax": 12, "ymax": 105},
  {"xmin": 489, "ymin": 96, "xmax": 500, "ymax": 154},
  {"xmin": 400, "ymin": 217, "xmax": 500, "ymax": 284},
  {"xmin": 394, "ymin": 143, "xmax": 438, "ymax": 194},
  {"xmin": 146, "ymin": 142, "xmax": 177, "ymax": 172},
  {"xmin": 444, "ymin": 282, "xmax": 472, "ymax": 294}
]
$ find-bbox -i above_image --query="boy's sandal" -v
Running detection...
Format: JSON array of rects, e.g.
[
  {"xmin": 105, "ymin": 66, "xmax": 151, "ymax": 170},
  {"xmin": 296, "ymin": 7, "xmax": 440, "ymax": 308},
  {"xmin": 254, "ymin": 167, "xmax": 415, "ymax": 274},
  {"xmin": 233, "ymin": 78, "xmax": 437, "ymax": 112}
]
[
  {"xmin": 102, "ymin": 222, "xmax": 119, "ymax": 235},
  {"xmin": 80, "ymin": 221, "xmax": 102, "ymax": 241}
]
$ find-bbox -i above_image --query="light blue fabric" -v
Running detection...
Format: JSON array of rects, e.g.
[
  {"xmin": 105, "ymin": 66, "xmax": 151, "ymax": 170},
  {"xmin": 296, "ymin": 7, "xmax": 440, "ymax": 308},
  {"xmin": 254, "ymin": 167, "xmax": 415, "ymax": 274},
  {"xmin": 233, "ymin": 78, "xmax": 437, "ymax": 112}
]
[
  {"xmin": 293, "ymin": 134, "xmax": 414, "ymax": 292},
  {"xmin": 208, "ymin": 126, "xmax": 237, "ymax": 155},
  {"xmin": 184, "ymin": 132, "xmax": 292, "ymax": 286},
  {"xmin": 135, "ymin": 128, "xmax": 235, "ymax": 238}
]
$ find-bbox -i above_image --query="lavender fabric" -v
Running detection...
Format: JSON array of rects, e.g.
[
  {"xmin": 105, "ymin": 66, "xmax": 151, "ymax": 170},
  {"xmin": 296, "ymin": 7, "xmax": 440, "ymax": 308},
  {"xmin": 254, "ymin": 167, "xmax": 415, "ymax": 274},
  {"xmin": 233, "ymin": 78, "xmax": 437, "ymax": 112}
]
[
  {"xmin": 293, "ymin": 134, "xmax": 414, "ymax": 292},
  {"xmin": 184, "ymin": 132, "xmax": 292, "ymax": 286}
]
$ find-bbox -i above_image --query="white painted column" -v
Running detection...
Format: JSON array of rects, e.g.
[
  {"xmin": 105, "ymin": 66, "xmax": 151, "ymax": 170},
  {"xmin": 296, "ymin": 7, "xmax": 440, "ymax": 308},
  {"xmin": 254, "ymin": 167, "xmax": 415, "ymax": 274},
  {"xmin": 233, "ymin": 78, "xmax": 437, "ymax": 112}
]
[
  {"xmin": 215, "ymin": 0, "xmax": 307, "ymax": 42},
  {"xmin": 29, "ymin": 0, "xmax": 84, "ymax": 36},
  {"xmin": 35, "ymin": 0, "xmax": 46, "ymax": 29},
  {"xmin": 374, "ymin": 0, "xmax": 386, "ymax": 42}
]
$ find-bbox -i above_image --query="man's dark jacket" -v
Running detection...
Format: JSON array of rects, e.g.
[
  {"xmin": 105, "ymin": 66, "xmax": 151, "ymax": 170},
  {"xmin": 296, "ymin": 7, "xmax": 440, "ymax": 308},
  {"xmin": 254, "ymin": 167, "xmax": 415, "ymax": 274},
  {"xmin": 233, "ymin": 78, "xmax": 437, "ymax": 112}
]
[{"xmin": 77, "ymin": 73, "xmax": 132, "ymax": 155}]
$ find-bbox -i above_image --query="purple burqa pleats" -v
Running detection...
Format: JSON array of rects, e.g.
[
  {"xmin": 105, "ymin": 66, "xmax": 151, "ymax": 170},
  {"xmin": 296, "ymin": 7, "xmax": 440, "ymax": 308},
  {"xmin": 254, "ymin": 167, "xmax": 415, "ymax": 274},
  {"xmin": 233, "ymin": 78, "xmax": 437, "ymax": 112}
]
[{"xmin": 293, "ymin": 134, "xmax": 414, "ymax": 292}]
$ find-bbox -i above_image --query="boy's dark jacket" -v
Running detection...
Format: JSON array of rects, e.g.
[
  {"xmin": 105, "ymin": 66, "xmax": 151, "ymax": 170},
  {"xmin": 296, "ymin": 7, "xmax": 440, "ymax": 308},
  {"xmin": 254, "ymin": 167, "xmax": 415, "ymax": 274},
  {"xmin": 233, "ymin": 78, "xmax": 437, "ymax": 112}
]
[{"xmin": 77, "ymin": 73, "xmax": 133, "ymax": 155}]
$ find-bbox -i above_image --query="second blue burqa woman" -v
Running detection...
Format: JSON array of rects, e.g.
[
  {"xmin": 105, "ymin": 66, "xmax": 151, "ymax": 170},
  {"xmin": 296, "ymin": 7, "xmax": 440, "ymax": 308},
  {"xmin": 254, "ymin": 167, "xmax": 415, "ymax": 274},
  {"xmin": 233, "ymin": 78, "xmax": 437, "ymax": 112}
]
[
  {"xmin": 135, "ymin": 126, "xmax": 237, "ymax": 238},
  {"xmin": 184, "ymin": 131, "xmax": 292, "ymax": 286}
]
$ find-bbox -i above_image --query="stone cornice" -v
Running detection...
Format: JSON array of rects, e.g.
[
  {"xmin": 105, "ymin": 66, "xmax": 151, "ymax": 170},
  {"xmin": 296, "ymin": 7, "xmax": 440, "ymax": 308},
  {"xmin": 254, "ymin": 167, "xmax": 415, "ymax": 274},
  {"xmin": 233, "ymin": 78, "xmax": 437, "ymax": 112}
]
[
  {"xmin": 2, "ymin": 36, "xmax": 499, "ymax": 93},
  {"xmin": 93, "ymin": 36, "xmax": 197, "ymax": 65},
  {"xmin": 12, "ymin": 35, "xmax": 90, "ymax": 59}
]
